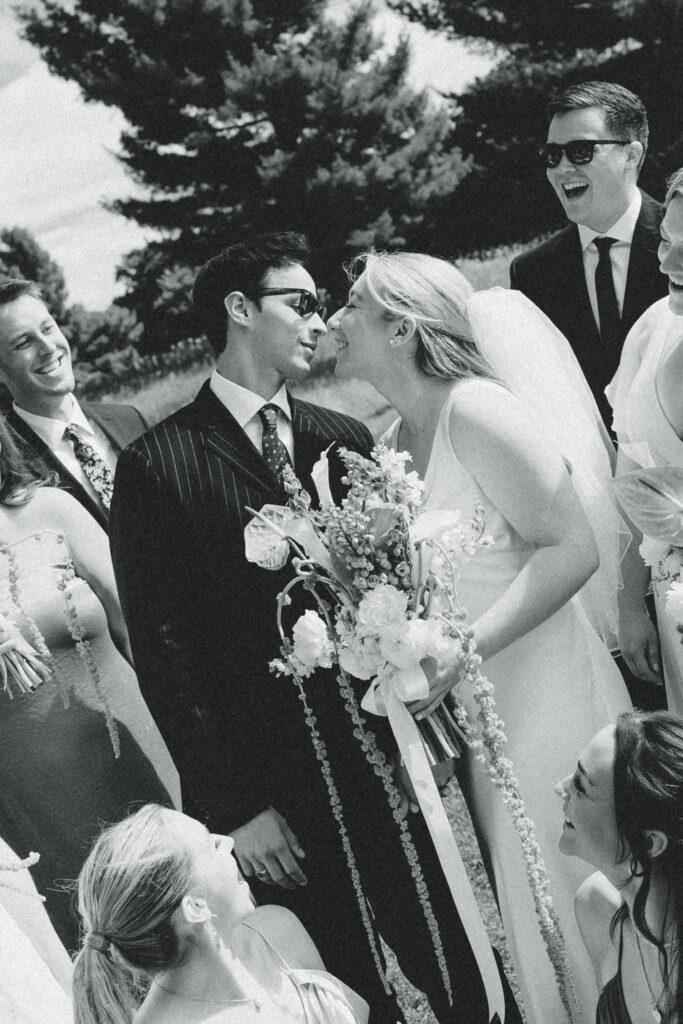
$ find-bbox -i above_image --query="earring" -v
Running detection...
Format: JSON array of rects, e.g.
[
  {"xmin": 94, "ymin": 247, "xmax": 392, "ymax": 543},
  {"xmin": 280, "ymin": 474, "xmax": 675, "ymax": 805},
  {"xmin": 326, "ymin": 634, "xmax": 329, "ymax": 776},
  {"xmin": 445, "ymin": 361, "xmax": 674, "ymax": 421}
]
[{"xmin": 389, "ymin": 337, "xmax": 399, "ymax": 347}]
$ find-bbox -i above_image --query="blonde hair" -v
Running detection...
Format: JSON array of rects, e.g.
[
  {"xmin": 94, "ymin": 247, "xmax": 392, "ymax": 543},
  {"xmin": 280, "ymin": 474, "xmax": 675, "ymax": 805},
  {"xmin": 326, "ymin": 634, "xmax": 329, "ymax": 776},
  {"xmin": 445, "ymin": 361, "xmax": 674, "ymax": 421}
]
[
  {"xmin": 346, "ymin": 251, "xmax": 499, "ymax": 383},
  {"xmin": 73, "ymin": 805, "xmax": 194, "ymax": 1024},
  {"xmin": 665, "ymin": 167, "xmax": 683, "ymax": 209}
]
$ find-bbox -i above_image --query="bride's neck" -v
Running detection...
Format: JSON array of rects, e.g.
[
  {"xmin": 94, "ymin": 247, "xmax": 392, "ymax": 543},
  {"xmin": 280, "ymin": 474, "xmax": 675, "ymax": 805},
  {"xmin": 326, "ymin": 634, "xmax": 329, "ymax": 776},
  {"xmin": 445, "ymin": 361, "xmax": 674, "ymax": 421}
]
[
  {"xmin": 385, "ymin": 374, "xmax": 456, "ymax": 434},
  {"xmin": 607, "ymin": 864, "xmax": 675, "ymax": 944}
]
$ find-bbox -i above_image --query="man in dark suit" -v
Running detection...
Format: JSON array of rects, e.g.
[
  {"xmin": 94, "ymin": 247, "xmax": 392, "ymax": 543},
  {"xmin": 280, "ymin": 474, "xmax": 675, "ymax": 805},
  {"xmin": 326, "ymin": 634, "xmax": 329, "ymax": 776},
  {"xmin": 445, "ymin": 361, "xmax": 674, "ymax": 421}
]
[
  {"xmin": 0, "ymin": 279, "xmax": 148, "ymax": 531},
  {"xmin": 510, "ymin": 81, "xmax": 667, "ymax": 429},
  {"xmin": 110, "ymin": 233, "xmax": 521, "ymax": 1024}
]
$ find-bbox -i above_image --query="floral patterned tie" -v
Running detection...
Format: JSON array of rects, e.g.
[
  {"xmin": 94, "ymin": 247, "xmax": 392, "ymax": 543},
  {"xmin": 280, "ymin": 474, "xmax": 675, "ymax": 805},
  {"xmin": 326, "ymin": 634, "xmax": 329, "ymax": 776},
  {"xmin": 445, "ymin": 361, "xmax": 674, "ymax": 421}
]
[
  {"xmin": 258, "ymin": 404, "xmax": 292, "ymax": 481},
  {"xmin": 63, "ymin": 424, "xmax": 115, "ymax": 510}
]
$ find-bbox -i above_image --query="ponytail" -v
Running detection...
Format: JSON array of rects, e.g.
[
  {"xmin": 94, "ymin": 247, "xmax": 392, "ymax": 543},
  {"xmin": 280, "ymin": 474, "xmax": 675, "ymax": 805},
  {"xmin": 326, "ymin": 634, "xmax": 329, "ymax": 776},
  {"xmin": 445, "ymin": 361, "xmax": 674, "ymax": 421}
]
[{"xmin": 72, "ymin": 805, "xmax": 192, "ymax": 1024}]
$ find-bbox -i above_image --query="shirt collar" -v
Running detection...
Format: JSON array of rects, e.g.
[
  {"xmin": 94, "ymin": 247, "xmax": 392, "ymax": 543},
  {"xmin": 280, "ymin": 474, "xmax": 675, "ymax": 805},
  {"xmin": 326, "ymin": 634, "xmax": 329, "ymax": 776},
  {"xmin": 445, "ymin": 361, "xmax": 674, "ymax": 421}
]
[
  {"xmin": 13, "ymin": 395, "xmax": 95, "ymax": 448},
  {"xmin": 209, "ymin": 370, "xmax": 291, "ymax": 428},
  {"xmin": 579, "ymin": 190, "xmax": 642, "ymax": 252}
]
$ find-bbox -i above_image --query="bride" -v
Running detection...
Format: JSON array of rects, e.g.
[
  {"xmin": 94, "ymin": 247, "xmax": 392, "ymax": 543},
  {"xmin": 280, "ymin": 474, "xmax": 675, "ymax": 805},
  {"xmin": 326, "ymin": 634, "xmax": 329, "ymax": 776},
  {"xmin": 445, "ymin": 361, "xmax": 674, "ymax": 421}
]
[{"xmin": 327, "ymin": 252, "xmax": 632, "ymax": 1024}]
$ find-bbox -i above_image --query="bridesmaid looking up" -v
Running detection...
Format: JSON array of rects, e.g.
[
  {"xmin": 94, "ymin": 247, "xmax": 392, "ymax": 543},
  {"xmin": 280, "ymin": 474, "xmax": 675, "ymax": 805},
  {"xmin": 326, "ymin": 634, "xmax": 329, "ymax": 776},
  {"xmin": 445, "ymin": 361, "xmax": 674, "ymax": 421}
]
[
  {"xmin": 0, "ymin": 418, "xmax": 179, "ymax": 950},
  {"xmin": 558, "ymin": 711, "xmax": 682, "ymax": 1024},
  {"xmin": 327, "ymin": 252, "xmax": 632, "ymax": 1024}
]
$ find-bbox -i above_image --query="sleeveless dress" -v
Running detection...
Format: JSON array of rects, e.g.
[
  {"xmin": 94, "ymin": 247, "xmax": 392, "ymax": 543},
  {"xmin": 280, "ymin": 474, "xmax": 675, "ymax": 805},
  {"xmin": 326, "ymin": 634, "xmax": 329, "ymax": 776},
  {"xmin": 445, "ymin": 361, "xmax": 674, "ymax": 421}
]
[
  {"xmin": 606, "ymin": 297, "xmax": 683, "ymax": 715},
  {"xmin": 0, "ymin": 530, "xmax": 179, "ymax": 951},
  {"xmin": 0, "ymin": 836, "xmax": 72, "ymax": 1024},
  {"xmin": 385, "ymin": 381, "xmax": 632, "ymax": 1024},
  {"xmin": 595, "ymin": 920, "xmax": 632, "ymax": 1024},
  {"xmin": 232, "ymin": 919, "xmax": 370, "ymax": 1023}
]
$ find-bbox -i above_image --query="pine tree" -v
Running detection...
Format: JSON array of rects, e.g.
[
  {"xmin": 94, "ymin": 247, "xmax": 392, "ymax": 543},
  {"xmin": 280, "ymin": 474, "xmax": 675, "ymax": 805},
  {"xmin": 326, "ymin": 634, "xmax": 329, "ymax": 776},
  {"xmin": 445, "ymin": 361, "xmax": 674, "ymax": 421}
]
[
  {"xmin": 0, "ymin": 227, "xmax": 69, "ymax": 319},
  {"xmin": 20, "ymin": 1, "xmax": 467, "ymax": 349},
  {"xmin": 389, "ymin": 0, "xmax": 683, "ymax": 249}
]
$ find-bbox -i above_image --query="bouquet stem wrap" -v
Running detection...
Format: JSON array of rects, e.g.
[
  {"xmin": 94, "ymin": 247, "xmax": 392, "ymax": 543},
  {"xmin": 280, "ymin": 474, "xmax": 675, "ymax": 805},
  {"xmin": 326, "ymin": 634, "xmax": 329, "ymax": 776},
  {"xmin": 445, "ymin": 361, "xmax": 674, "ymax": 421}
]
[{"xmin": 379, "ymin": 678, "xmax": 506, "ymax": 1021}]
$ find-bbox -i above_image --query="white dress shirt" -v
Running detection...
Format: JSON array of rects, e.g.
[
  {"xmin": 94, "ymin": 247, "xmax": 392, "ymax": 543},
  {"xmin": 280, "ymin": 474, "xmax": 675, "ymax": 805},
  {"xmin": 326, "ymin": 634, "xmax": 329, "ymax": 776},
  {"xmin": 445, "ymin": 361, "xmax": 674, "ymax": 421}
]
[
  {"xmin": 209, "ymin": 370, "xmax": 295, "ymax": 464},
  {"xmin": 579, "ymin": 190, "xmax": 642, "ymax": 330},
  {"xmin": 13, "ymin": 396, "xmax": 118, "ymax": 506}
]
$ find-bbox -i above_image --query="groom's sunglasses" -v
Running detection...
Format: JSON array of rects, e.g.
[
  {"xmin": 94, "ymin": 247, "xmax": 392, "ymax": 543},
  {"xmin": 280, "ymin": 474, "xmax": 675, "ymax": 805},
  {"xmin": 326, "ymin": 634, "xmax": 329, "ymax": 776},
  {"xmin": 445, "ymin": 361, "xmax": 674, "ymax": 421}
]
[
  {"xmin": 255, "ymin": 288, "xmax": 326, "ymax": 321},
  {"xmin": 538, "ymin": 139, "xmax": 630, "ymax": 169}
]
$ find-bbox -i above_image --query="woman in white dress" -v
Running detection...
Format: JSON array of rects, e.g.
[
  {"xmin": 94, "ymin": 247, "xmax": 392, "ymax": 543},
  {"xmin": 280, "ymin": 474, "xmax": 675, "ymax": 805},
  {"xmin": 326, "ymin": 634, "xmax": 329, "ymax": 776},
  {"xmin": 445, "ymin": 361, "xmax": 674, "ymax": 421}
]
[
  {"xmin": 327, "ymin": 253, "xmax": 632, "ymax": 1024},
  {"xmin": 72, "ymin": 804, "xmax": 368, "ymax": 1024},
  {"xmin": 607, "ymin": 167, "xmax": 683, "ymax": 715},
  {"xmin": 0, "ymin": 836, "xmax": 72, "ymax": 1024}
]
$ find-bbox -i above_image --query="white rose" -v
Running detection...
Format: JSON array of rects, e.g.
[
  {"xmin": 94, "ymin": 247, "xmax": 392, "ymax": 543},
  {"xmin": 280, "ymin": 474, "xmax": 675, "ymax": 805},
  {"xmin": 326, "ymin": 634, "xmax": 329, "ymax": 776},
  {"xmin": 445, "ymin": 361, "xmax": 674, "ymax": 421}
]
[
  {"xmin": 356, "ymin": 584, "xmax": 408, "ymax": 637},
  {"xmin": 665, "ymin": 579, "xmax": 683, "ymax": 625},
  {"xmin": 291, "ymin": 611, "xmax": 335, "ymax": 672},
  {"xmin": 379, "ymin": 621, "xmax": 426, "ymax": 669},
  {"xmin": 339, "ymin": 636, "xmax": 384, "ymax": 680}
]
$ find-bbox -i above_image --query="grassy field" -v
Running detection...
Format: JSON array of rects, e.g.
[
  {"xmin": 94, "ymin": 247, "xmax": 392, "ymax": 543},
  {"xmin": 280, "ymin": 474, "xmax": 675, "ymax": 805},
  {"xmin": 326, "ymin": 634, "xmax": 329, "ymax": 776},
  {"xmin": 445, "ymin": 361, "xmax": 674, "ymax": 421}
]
[{"xmin": 105, "ymin": 247, "xmax": 527, "ymax": 1020}]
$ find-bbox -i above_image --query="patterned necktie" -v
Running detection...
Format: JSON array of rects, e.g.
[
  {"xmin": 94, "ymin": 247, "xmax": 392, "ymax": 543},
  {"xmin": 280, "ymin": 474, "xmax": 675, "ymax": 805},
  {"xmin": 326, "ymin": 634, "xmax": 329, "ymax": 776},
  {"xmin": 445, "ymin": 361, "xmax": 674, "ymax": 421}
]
[
  {"xmin": 594, "ymin": 236, "xmax": 622, "ymax": 353},
  {"xmin": 258, "ymin": 404, "xmax": 292, "ymax": 481},
  {"xmin": 63, "ymin": 424, "xmax": 115, "ymax": 510}
]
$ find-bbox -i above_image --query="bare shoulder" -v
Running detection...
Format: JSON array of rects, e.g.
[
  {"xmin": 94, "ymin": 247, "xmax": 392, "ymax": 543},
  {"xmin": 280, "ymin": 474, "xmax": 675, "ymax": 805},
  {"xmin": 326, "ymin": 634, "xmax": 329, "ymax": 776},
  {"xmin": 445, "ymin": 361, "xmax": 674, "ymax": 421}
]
[
  {"xmin": 447, "ymin": 379, "xmax": 537, "ymax": 454},
  {"xmin": 246, "ymin": 905, "xmax": 325, "ymax": 971},
  {"xmin": 575, "ymin": 872, "xmax": 623, "ymax": 963}
]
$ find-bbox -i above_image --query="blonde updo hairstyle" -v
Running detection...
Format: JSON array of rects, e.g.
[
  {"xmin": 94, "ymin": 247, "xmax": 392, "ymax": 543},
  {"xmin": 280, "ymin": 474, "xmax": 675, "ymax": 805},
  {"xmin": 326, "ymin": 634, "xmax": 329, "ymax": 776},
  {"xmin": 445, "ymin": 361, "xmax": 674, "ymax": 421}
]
[
  {"xmin": 347, "ymin": 251, "xmax": 499, "ymax": 383},
  {"xmin": 665, "ymin": 166, "xmax": 683, "ymax": 208},
  {"xmin": 73, "ymin": 805, "xmax": 196, "ymax": 1024}
]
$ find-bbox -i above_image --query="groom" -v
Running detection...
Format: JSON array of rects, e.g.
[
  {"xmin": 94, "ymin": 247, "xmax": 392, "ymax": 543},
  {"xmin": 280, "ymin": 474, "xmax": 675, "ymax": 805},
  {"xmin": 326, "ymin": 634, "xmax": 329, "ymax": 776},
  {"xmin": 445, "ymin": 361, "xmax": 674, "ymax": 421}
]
[{"xmin": 110, "ymin": 233, "xmax": 521, "ymax": 1024}]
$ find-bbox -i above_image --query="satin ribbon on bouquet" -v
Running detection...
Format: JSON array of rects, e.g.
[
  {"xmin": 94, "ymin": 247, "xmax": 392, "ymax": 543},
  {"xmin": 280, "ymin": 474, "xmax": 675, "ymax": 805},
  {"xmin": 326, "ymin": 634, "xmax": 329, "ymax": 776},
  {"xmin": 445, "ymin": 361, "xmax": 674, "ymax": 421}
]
[{"xmin": 362, "ymin": 669, "xmax": 506, "ymax": 1023}]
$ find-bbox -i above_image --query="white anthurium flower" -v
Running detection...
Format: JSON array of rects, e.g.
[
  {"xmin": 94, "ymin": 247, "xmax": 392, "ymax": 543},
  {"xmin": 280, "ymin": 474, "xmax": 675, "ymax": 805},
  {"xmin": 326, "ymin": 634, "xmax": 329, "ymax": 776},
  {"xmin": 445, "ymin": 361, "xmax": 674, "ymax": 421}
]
[
  {"xmin": 665, "ymin": 579, "xmax": 683, "ymax": 625},
  {"xmin": 410, "ymin": 508, "xmax": 463, "ymax": 547},
  {"xmin": 310, "ymin": 445, "xmax": 335, "ymax": 506},
  {"xmin": 284, "ymin": 517, "xmax": 334, "ymax": 574},
  {"xmin": 244, "ymin": 505, "xmax": 297, "ymax": 570}
]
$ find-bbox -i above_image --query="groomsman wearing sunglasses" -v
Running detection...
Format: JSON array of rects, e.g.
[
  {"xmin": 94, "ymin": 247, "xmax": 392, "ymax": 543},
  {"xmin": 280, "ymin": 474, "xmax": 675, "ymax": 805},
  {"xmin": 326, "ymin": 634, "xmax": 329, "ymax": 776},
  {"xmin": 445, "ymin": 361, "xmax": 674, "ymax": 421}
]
[{"xmin": 510, "ymin": 81, "xmax": 667, "ymax": 429}]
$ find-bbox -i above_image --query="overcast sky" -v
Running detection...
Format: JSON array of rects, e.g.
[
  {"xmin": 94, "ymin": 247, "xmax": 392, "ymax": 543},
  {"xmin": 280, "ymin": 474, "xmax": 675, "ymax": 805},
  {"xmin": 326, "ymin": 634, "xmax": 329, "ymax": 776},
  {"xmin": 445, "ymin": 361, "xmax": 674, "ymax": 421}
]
[{"xmin": 0, "ymin": 3, "xmax": 493, "ymax": 310}]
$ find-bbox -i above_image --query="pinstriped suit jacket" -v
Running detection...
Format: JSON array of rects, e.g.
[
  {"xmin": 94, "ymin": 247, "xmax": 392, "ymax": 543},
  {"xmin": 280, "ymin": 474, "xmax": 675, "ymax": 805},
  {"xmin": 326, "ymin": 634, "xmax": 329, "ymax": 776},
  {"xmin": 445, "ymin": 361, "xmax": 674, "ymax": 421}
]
[{"xmin": 109, "ymin": 380, "xmax": 374, "ymax": 832}]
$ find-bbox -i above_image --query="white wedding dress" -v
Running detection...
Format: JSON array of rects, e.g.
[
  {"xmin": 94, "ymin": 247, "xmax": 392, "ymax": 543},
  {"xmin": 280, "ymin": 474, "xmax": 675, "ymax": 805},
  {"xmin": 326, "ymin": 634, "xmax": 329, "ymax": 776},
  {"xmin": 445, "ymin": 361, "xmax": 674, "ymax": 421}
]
[{"xmin": 385, "ymin": 380, "xmax": 632, "ymax": 1024}]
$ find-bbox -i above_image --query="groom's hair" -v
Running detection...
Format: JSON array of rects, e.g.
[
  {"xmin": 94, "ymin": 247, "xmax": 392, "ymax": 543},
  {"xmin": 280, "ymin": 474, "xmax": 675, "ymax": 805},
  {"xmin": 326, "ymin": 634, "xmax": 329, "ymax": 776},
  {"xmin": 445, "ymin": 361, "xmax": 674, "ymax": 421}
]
[
  {"xmin": 193, "ymin": 232, "xmax": 311, "ymax": 355},
  {"xmin": 547, "ymin": 81, "xmax": 649, "ymax": 172},
  {"xmin": 0, "ymin": 278, "xmax": 44, "ymax": 313}
]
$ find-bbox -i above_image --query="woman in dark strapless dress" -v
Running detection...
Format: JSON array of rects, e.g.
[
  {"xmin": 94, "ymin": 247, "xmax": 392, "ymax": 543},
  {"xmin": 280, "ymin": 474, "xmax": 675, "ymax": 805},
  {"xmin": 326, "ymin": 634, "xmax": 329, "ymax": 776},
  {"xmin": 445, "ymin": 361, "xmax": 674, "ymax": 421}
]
[
  {"xmin": 0, "ymin": 422, "xmax": 179, "ymax": 950},
  {"xmin": 557, "ymin": 711, "xmax": 682, "ymax": 1024}
]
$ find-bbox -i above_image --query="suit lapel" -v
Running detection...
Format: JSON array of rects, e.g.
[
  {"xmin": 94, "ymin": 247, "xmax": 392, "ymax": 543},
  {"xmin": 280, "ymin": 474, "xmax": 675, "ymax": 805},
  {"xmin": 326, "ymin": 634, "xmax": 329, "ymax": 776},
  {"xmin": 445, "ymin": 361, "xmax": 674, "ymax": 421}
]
[
  {"xmin": 190, "ymin": 383, "xmax": 285, "ymax": 502},
  {"xmin": 622, "ymin": 192, "xmax": 664, "ymax": 331}
]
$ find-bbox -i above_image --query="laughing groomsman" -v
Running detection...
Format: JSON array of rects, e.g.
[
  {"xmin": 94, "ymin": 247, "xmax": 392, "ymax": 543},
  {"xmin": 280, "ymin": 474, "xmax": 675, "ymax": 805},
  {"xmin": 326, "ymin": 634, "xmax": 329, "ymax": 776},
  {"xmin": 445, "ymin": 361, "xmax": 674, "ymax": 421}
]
[
  {"xmin": 0, "ymin": 279, "xmax": 148, "ymax": 531},
  {"xmin": 510, "ymin": 81, "xmax": 667, "ymax": 429}
]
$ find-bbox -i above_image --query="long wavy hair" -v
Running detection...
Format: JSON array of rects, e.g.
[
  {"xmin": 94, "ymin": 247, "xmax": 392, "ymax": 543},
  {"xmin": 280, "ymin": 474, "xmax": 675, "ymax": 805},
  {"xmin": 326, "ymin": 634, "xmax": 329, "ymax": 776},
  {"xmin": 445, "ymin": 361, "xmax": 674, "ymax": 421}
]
[
  {"xmin": 611, "ymin": 711, "xmax": 683, "ymax": 1024},
  {"xmin": 346, "ymin": 251, "xmax": 500, "ymax": 384},
  {"xmin": 0, "ymin": 417, "xmax": 56, "ymax": 505},
  {"xmin": 665, "ymin": 166, "xmax": 683, "ymax": 209},
  {"xmin": 72, "ymin": 805, "xmax": 195, "ymax": 1024}
]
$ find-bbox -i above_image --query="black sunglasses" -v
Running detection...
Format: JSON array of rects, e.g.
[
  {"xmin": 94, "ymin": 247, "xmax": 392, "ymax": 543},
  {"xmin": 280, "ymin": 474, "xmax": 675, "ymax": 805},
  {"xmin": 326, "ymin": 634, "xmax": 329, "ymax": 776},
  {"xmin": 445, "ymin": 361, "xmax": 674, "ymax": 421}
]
[
  {"xmin": 538, "ymin": 139, "xmax": 630, "ymax": 169},
  {"xmin": 255, "ymin": 288, "xmax": 326, "ymax": 320}
]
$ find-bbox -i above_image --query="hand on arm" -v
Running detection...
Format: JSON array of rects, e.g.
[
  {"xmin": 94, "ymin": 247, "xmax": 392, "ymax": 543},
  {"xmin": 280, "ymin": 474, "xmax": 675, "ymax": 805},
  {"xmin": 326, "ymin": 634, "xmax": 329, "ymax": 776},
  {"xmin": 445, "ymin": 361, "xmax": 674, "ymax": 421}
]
[
  {"xmin": 230, "ymin": 808, "xmax": 307, "ymax": 890},
  {"xmin": 613, "ymin": 449, "xmax": 662, "ymax": 684}
]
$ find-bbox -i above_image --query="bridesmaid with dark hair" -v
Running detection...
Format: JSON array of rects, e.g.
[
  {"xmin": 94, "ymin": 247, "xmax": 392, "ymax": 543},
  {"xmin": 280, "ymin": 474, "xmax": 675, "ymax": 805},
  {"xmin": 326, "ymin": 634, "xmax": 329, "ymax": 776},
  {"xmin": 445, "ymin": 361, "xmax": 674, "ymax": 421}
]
[
  {"xmin": 0, "ymin": 417, "xmax": 179, "ymax": 950},
  {"xmin": 557, "ymin": 711, "xmax": 683, "ymax": 1023}
]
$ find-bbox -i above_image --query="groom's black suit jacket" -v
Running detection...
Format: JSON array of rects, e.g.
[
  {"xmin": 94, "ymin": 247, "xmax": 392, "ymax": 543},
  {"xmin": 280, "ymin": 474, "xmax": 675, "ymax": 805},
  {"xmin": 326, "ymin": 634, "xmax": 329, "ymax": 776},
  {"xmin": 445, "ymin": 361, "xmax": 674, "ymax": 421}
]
[
  {"xmin": 5, "ymin": 400, "xmax": 148, "ymax": 531},
  {"xmin": 510, "ymin": 189, "xmax": 666, "ymax": 426},
  {"xmin": 109, "ymin": 380, "xmax": 376, "ymax": 833}
]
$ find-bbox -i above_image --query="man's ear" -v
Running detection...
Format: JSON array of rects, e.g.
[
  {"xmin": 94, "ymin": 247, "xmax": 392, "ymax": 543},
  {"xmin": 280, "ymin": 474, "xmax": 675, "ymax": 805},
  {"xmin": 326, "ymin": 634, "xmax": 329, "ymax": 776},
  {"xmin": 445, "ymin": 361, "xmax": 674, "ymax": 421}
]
[
  {"xmin": 625, "ymin": 140, "xmax": 643, "ymax": 174},
  {"xmin": 178, "ymin": 892, "xmax": 212, "ymax": 925},
  {"xmin": 224, "ymin": 291, "xmax": 251, "ymax": 327},
  {"xmin": 645, "ymin": 830, "xmax": 668, "ymax": 860}
]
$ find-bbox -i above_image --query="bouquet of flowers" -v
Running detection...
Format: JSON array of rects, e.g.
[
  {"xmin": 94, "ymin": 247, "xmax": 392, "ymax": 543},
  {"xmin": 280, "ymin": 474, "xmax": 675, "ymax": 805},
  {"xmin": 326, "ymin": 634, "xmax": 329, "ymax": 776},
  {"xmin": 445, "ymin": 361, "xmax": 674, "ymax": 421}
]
[
  {"xmin": 614, "ymin": 465, "xmax": 683, "ymax": 624},
  {"xmin": 0, "ymin": 612, "xmax": 52, "ymax": 699},
  {"xmin": 244, "ymin": 442, "xmax": 575, "ymax": 1018}
]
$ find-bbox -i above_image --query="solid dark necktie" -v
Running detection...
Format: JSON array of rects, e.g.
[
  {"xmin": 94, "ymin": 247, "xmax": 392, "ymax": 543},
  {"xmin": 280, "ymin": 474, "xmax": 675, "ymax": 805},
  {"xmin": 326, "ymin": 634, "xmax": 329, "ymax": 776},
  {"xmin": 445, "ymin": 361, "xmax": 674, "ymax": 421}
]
[
  {"xmin": 258, "ymin": 404, "xmax": 292, "ymax": 480},
  {"xmin": 594, "ymin": 236, "xmax": 622, "ymax": 352},
  {"xmin": 63, "ymin": 424, "xmax": 115, "ymax": 509}
]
